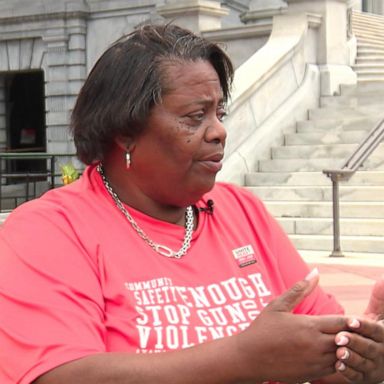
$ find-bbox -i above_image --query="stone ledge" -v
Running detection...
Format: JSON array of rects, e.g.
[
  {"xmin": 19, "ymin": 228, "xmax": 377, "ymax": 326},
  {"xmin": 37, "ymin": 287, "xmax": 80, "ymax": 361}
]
[{"xmin": 203, "ymin": 22, "xmax": 272, "ymax": 41}]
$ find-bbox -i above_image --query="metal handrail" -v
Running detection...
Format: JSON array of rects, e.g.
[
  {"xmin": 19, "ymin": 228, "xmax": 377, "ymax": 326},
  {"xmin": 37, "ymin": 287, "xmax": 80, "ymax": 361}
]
[
  {"xmin": 0, "ymin": 152, "xmax": 77, "ymax": 212},
  {"xmin": 323, "ymin": 117, "xmax": 384, "ymax": 257}
]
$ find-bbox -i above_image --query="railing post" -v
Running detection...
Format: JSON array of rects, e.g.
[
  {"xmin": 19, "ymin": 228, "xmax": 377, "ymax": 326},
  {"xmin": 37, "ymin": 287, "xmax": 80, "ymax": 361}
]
[
  {"xmin": 0, "ymin": 155, "xmax": 2, "ymax": 212},
  {"xmin": 25, "ymin": 174, "xmax": 30, "ymax": 202},
  {"xmin": 50, "ymin": 156, "xmax": 55, "ymax": 188},
  {"xmin": 323, "ymin": 118, "xmax": 384, "ymax": 257},
  {"xmin": 330, "ymin": 175, "xmax": 344, "ymax": 257}
]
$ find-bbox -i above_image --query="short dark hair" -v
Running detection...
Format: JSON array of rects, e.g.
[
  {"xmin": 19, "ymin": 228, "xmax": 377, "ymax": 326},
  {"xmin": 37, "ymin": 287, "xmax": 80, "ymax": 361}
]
[{"xmin": 70, "ymin": 23, "xmax": 234, "ymax": 164}]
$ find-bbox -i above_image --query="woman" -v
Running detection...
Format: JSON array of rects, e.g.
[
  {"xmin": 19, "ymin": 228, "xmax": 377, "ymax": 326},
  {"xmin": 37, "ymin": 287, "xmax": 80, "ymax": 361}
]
[{"xmin": 0, "ymin": 24, "xmax": 383, "ymax": 384}]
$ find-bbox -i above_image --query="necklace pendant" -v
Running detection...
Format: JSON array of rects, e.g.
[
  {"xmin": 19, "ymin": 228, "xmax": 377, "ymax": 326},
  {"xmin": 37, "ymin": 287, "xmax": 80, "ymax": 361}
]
[{"xmin": 154, "ymin": 244, "xmax": 177, "ymax": 258}]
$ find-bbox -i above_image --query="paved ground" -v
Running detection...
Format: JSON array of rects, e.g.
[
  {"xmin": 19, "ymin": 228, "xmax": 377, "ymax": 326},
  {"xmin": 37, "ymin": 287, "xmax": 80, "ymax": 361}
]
[{"xmin": 302, "ymin": 251, "xmax": 384, "ymax": 315}]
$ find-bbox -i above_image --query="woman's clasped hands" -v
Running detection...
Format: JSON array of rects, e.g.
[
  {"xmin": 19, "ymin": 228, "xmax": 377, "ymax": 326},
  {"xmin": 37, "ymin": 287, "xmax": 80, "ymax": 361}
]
[
  {"xmin": 234, "ymin": 271, "xmax": 384, "ymax": 384},
  {"xmin": 334, "ymin": 278, "xmax": 384, "ymax": 384}
]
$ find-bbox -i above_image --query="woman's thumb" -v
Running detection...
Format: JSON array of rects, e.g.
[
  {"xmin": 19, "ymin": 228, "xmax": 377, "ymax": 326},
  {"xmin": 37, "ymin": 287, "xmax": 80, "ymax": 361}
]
[
  {"xmin": 267, "ymin": 268, "xmax": 320, "ymax": 313},
  {"xmin": 364, "ymin": 276, "xmax": 384, "ymax": 320}
]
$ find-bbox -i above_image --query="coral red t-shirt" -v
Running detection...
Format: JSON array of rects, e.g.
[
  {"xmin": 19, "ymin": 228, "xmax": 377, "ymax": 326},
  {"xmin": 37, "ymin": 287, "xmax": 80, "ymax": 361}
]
[{"xmin": 0, "ymin": 165, "xmax": 343, "ymax": 383}]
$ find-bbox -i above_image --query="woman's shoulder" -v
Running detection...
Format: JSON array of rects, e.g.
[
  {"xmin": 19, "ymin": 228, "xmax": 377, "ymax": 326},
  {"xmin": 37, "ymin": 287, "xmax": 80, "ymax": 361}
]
[{"xmin": 1, "ymin": 167, "xmax": 102, "ymax": 267}]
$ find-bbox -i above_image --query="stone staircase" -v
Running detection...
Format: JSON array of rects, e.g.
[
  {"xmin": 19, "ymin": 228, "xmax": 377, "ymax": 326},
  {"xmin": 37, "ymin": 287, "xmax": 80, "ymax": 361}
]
[
  {"xmin": 245, "ymin": 80, "xmax": 384, "ymax": 257},
  {"xmin": 352, "ymin": 10, "xmax": 384, "ymax": 82},
  {"xmin": 244, "ymin": 10, "xmax": 384, "ymax": 258}
]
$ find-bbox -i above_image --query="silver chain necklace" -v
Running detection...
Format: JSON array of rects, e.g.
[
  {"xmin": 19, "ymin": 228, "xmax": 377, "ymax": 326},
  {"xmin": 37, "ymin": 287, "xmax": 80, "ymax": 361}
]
[{"xmin": 97, "ymin": 164, "xmax": 194, "ymax": 259}]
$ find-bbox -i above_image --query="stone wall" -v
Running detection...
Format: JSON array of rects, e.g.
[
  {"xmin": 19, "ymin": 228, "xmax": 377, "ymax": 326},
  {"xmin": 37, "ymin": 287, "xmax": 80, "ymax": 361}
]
[{"xmin": 0, "ymin": 0, "xmax": 256, "ymax": 160}]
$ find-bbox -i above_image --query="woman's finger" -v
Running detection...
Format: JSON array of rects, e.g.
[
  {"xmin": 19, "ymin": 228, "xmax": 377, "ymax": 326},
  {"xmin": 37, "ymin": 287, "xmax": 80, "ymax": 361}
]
[
  {"xmin": 336, "ymin": 346, "xmax": 375, "ymax": 373},
  {"xmin": 335, "ymin": 359, "xmax": 364, "ymax": 383},
  {"xmin": 335, "ymin": 331, "xmax": 384, "ymax": 383},
  {"xmin": 336, "ymin": 331, "xmax": 379, "ymax": 360},
  {"xmin": 346, "ymin": 317, "xmax": 384, "ymax": 343}
]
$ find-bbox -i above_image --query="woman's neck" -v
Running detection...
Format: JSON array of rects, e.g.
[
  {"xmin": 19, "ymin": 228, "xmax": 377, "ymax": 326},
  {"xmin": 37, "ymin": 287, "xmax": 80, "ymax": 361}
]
[{"xmin": 100, "ymin": 160, "xmax": 189, "ymax": 227}]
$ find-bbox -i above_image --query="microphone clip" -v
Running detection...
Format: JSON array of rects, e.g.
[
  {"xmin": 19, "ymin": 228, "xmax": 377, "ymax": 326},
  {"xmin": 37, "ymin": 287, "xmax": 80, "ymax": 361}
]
[{"xmin": 198, "ymin": 199, "xmax": 214, "ymax": 215}]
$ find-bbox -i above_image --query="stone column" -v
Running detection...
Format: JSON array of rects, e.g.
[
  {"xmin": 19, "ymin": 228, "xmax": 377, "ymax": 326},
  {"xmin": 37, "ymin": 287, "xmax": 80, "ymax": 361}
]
[
  {"xmin": 156, "ymin": 0, "xmax": 229, "ymax": 33},
  {"xmin": 241, "ymin": 0, "xmax": 288, "ymax": 24},
  {"xmin": 42, "ymin": 9, "xmax": 88, "ymax": 161},
  {"xmin": 287, "ymin": 0, "xmax": 357, "ymax": 95}
]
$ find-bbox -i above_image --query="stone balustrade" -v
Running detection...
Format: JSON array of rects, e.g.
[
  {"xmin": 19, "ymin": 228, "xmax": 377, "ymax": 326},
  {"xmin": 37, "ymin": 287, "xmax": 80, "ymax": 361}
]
[{"xmin": 218, "ymin": 12, "xmax": 323, "ymax": 184}]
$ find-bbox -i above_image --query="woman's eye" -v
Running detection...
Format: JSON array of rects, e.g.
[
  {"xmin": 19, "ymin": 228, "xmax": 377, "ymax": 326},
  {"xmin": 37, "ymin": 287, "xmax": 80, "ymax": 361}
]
[
  {"xmin": 217, "ymin": 109, "xmax": 228, "ymax": 122},
  {"xmin": 188, "ymin": 112, "xmax": 205, "ymax": 122}
]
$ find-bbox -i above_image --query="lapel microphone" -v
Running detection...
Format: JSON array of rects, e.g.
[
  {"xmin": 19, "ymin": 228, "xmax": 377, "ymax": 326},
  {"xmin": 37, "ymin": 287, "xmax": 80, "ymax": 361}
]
[{"xmin": 198, "ymin": 199, "xmax": 214, "ymax": 215}]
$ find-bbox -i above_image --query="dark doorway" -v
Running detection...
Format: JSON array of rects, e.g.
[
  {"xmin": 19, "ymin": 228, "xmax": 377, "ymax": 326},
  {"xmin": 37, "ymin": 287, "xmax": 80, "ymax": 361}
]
[{"xmin": 5, "ymin": 70, "xmax": 46, "ymax": 173}]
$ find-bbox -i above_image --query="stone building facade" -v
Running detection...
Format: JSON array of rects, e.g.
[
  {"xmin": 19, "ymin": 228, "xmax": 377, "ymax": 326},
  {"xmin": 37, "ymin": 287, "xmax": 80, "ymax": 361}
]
[
  {"xmin": 0, "ymin": 0, "xmax": 157, "ymax": 159},
  {"xmin": 0, "ymin": 0, "xmax": 381, "ymax": 162}
]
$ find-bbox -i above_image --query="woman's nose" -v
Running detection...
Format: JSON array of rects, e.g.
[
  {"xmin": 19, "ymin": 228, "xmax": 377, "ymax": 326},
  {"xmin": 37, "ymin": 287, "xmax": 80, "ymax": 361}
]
[{"xmin": 205, "ymin": 116, "xmax": 227, "ymax": 145}]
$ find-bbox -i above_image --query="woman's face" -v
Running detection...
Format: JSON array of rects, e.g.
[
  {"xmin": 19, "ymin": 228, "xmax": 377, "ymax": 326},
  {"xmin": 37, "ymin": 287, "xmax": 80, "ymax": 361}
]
[{"xmin": 128, "ymin": 59, "xmax": 227, "ymax": 207}]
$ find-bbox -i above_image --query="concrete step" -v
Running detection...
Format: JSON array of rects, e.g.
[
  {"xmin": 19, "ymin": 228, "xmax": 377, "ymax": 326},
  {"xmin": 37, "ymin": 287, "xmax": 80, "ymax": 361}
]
[
  {"xmin": 353, "ymin": 18, "xmax": 384, "ymax": 27},
  {"xmin": 358, "ymin": 41, "xmax": 384, "ymax": 48},
  {"xmin": 278, "ymin": 217, "xmax": 384, "ymax": 236},
  {"xmin": 353, "ymin": 15, "xmax": 384, "ymax": 24},
  {"xmin": 353, "ymin": 23, "xmax": 384, "ymax": 31},
  {"xmin": 353, "ymin": 27, "xmax": 384, "ymax": 36},
  {"xmin": 357, "ymin": 48, "xmax": 384, "ymax": 56},
  {"xmin": 356, "ymin": 56, "xmax": 384, "ymax": 64},
  {"xmin": 258, "ymin": 158, "xmax": 343, "ymax": 172},
  {"xmin": 245, "ymin": 171, "xmax": 384, "ymax": 186},
  {"xmin": 284, "ymin": 130, "xmax": 366, "ymax": 145},
  {"xmin": 259, "ymin": 155, "xmax": 384, "ymax": 172},
  {"xmin": 353, "ymin": 11, "xmax": 384, "ymax": 21},
  {"xmin": 289, "ymin": 234, "xmax": 384, "ymax": 253},
  {"xmin": 355, "ymin": 34, "xmax": 384, "ymax": 42},
  {"xmin": 353, "ymin": 13, "xmax": 384, "ymax": 26},
  {"xmin": 308, "ymin": 106, "xmax": 384, "ymax": 120},
  {"xmin": 248, "ymin": 185, "xmax": 384, "ymax": 202},
  {"xmin": 353, "ymin": 22, "xmax": 384, "ymax": 33},
  {"xmin": 357, "ymin": 43, "xmax": 384, "ymax": 53},
  {"xmin": 355, "ymin": 69, "xmax": 384, "ymax": 77},
  {"xmin": 271, "ymin": 143, "xmax": 379, "ymax": 160},
  {"xmin": 353, "ymin": 21, "xmax": 384, "ymax": 30},
  {"xmin": 265, "ymin": 201, "xmax": 384, "ymax": 219},
  {"xmin": 339, "ymin": 82, "xmax": 384, "ymax": 95},
  {"xmin": 353, "ymin": 63, "xmax": 384, "ymax": 71},
  {"xmin": 357, "ymin": 76, "xmax": 384, "ymax": 82},
  {"xmin": 296, "ymin": 116, "xmax": 382, "ymax": 131},
  {"xmin": 353, "ymin": 12, "xmax": 384, "ymax": 22},
  {"xmin": 320, "ymin": 94, "xmax": 384, "ymax": 108},
  {"xmin": 356, "ymin": 36, "xmax": 384, "ymax": 47}
]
